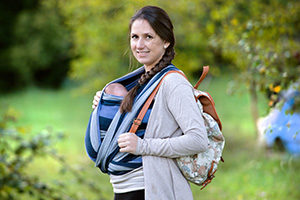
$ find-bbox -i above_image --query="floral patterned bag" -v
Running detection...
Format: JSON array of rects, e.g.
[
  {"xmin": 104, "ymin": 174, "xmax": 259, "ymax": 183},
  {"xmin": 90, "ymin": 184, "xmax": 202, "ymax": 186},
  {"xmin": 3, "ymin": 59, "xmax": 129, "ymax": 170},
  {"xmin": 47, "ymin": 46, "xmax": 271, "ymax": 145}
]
[
  {"xmin": 176, "ymin": 90, "xmax": 225, "ymax": 189},
  {"xmin": 176, "ymin": 66, "xmax": 225, "ymax": 190}
]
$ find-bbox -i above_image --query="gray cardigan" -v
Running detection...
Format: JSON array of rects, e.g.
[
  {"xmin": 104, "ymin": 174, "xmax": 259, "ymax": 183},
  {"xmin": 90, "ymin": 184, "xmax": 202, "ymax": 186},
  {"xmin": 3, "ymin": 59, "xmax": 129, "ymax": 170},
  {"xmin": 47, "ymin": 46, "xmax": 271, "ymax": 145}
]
[{"xmin": 135, "ymin": 72, "xmax": 208, "ymax": 200}]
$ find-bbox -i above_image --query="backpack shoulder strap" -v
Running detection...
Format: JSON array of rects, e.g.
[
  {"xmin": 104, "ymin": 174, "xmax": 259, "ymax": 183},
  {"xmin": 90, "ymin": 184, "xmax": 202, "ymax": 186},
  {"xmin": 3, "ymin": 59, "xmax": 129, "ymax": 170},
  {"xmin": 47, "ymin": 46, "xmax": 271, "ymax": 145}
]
[{"xmin": 194, "ymin": 66, "xmax": 209, "ymax": 89}]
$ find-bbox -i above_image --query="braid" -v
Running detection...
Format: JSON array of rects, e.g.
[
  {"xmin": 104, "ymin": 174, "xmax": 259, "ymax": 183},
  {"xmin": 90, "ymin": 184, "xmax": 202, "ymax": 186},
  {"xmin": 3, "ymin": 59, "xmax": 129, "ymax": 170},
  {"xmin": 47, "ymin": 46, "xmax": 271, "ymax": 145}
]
[
  {"xmin": 138, "ymin": 48, "xmax": 175, "ymax": 85},
  {"xmin": 120, "ymin": 48, "xmax": 175, "ymax": 113}
]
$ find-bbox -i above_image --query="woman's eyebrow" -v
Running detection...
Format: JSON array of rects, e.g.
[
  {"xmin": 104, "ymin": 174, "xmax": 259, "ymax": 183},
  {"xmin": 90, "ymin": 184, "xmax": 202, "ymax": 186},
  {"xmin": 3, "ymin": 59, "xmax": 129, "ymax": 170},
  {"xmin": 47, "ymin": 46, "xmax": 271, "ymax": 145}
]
[{"xmin": 131, "ymin": 32, "xmax": 153, "ymax": 35}]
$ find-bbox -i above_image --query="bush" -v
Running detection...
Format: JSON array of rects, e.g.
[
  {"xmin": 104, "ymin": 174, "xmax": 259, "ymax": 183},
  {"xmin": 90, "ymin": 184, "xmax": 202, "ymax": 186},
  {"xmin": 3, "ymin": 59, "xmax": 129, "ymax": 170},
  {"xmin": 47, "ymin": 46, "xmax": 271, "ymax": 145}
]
[{"xmin": 0, "ymin": 107, "xmax": 105, "ymax": 200}]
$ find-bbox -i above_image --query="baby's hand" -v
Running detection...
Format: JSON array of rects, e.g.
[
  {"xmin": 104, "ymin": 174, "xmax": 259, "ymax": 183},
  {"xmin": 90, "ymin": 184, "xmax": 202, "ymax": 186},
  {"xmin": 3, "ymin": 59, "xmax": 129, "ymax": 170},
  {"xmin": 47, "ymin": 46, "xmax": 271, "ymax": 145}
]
[{"xmin": 92, "ymin": 91, "xmax": 102, "ymax": 109}]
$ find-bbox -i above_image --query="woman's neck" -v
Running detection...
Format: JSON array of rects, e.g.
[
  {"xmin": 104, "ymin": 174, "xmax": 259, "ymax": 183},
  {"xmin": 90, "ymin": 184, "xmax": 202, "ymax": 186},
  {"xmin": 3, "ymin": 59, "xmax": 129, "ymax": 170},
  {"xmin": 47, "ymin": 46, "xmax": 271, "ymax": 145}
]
[{"xmin": 144, "ymin": 65, "xmax": 153, "ymax": 72}]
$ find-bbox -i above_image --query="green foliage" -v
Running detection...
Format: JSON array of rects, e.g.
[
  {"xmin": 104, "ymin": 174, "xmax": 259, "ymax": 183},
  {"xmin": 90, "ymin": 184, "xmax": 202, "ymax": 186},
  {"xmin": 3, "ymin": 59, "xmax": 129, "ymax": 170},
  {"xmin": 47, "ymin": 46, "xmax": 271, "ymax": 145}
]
[
  {"xmin": 0, "ymin": 107, "xmax": 105, "ymax": 200},
  {"xmin": 212, "ymin": 0, "xmax": 300, "ymax": 109},
  {"xmin": 0, "ymin": 0, "xmax": 73, "ymax": 92}
]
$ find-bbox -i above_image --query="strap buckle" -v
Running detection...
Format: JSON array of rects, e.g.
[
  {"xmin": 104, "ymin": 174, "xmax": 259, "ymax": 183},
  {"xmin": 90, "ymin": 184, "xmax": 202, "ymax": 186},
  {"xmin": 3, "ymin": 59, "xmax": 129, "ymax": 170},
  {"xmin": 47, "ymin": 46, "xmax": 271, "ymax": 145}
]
[{"xmin": 133, "ymin": 118, "xmax": 142, "ymax": 126}]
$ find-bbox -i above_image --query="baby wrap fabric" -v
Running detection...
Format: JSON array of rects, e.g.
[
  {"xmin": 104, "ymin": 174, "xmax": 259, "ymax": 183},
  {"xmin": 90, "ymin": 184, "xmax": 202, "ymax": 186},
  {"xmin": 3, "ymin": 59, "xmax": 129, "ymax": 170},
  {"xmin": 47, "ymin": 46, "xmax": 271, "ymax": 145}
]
[{"xmin": 85, "ymin": 65, "xmax": 178, "ymax": 175}]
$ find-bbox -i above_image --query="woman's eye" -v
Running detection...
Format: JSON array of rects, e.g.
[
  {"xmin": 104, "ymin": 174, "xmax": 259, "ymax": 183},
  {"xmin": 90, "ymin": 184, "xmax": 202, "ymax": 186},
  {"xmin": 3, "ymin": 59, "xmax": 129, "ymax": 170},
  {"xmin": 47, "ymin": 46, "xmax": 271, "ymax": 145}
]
[
  {"xmin": 146, "ymin": 35, "xmax": 153, "ymax": 39},
  {"xmin": 131, "ymin": 35, "xmax": 138, "ymax": 39}
]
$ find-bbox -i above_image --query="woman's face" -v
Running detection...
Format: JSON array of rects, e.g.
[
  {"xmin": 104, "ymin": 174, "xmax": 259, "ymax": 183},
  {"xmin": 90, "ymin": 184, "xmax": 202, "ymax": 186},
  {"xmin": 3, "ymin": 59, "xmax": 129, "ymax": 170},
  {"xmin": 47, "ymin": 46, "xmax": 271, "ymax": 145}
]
[{"xmin": 130, "ymin": 19, "xmax": 170, "ymax": 72}]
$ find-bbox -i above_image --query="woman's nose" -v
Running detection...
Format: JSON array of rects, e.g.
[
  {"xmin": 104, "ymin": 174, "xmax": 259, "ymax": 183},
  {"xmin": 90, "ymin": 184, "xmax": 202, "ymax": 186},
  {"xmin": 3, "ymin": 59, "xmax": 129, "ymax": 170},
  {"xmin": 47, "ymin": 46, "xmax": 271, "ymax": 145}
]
[{"xmin": 136, "ymin": 38, "xmax": 145, "ymax": 49}]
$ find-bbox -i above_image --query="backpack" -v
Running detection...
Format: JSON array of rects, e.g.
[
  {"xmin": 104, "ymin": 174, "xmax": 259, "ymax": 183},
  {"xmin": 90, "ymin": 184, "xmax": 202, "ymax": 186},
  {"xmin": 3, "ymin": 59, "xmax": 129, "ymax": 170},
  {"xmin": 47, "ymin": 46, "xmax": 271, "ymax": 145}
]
[
  {"xmin": 129, "ymin": 66, "xmax": 225, "ymax": 190},
  {"xmin": 175, "ymin": 66, "xmax": 225, "ymax": 189}
]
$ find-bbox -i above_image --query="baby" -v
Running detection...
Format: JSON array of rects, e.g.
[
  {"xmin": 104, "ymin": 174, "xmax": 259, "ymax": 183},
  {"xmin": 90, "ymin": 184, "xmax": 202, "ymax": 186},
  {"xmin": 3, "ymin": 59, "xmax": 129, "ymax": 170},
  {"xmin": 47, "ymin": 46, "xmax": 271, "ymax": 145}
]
[
  {"xmin": 104, "ymin": 83, "xmax": 128, "ymax": 97},
  {"xmin": 92, "ymin": 83, "xmax": 127, "ymax": 109}
]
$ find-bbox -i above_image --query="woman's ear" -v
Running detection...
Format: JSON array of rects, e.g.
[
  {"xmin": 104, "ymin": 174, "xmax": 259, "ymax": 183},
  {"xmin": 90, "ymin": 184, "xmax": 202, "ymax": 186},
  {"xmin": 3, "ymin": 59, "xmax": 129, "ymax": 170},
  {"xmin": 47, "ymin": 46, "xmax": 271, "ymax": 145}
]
[{"xmin": 163, "ymin": 41, "xmax": 170, "ymax": 49}]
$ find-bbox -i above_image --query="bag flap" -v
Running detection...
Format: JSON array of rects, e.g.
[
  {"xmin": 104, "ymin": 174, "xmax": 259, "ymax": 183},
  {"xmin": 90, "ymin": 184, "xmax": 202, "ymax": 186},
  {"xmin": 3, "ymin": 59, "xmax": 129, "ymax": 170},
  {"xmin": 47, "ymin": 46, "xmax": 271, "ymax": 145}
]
[{"xmin": 197, "ymin": 93, "xmax": 222, "ymax": 131}]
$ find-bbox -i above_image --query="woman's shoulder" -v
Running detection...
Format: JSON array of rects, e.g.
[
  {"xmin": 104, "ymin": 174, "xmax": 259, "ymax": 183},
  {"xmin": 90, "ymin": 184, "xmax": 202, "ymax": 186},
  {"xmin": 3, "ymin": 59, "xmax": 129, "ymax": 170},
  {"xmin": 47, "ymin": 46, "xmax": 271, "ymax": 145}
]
[
  {"xmin": 161, "ymin": 71, "xmax": 192, "ymax": 94},
  {"xmin": 163, "ymin": 70, "xmax": 191, "ymax": 86}
]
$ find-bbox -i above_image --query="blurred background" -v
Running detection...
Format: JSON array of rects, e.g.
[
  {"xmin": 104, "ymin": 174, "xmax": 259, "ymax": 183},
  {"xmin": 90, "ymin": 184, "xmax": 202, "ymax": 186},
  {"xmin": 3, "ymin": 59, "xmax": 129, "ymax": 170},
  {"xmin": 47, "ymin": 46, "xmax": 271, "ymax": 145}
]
[{"xmin": 0, "ymin": 0, "xmax": 299, "ymax": 199}]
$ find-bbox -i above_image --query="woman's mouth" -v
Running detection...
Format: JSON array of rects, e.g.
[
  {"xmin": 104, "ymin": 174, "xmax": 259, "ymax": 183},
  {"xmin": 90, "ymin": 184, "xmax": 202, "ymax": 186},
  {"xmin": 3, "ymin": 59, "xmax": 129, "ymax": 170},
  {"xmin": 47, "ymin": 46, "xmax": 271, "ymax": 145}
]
[{"xmin": 137, "ymin": 50, "xmax": 150, "ymax": 56}]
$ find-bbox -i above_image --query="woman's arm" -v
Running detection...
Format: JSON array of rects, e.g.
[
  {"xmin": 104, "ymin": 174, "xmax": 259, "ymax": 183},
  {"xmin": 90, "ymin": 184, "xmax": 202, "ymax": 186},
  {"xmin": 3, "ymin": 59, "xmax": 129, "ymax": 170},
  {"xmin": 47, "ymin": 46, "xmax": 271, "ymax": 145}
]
[{"xmin": 134, "ymin": 80, "xmax": 208, "ymax": 158}]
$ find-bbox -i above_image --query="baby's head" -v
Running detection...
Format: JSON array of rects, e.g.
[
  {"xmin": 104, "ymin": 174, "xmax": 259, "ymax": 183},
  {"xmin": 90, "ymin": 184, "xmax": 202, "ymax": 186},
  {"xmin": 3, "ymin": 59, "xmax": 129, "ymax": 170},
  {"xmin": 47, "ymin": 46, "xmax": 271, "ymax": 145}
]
[{"xmin": 105, "ymin": 83, "xmax": 128, "ymax": 97}]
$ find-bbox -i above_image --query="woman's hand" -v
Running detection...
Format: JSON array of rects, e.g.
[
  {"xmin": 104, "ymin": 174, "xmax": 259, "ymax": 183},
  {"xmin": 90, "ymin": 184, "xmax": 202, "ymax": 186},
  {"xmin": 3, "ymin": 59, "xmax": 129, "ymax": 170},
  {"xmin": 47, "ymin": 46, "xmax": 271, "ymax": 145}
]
[
  {"xmin": 118, "ymin": 132, "xmax": 138, "ymax": 154},
  {"xmin": 92, "ymin": 91, "xmax": 102, "ymax": 109}
]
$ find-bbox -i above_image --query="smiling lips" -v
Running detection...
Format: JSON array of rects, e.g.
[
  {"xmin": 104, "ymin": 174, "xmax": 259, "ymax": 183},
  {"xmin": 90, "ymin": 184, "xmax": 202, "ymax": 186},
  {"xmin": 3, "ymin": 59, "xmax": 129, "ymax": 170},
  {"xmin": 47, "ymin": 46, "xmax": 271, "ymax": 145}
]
[{"xmin": 137, "ymin": 50, "xmax": 150, "ymax": 56}]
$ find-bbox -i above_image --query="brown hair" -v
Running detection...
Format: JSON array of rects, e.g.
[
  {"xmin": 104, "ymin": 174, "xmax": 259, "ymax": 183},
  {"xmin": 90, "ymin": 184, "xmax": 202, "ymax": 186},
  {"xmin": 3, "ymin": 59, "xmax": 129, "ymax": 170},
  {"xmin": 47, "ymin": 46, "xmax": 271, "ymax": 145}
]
[{"xmin": 120, "ymin": 6, "xmax": 175, "ymax": 113}]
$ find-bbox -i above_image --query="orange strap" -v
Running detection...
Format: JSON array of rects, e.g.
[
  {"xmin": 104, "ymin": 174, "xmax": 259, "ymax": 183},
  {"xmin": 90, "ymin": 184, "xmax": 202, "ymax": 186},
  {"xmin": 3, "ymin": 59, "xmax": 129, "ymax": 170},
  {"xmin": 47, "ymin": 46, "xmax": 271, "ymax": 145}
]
[
  {"xmin": 129, "ymin": 70, "xmax": 181, "ymax": 133},
  {"xmin": 194, "ymin": 66, "xmax": 209, "ymax": 89},
  {"xmin": 200, "ymin": 160, "xmax": 218, "ymax": 190}
]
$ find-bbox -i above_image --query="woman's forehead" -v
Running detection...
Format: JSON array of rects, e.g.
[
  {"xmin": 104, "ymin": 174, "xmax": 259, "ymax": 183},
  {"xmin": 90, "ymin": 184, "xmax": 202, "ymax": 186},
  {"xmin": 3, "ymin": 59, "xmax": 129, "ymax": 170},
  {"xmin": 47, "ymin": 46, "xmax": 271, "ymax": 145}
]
[{"xmin": 131, "ymin": 19, "xmax": 156, "ymax": 34}]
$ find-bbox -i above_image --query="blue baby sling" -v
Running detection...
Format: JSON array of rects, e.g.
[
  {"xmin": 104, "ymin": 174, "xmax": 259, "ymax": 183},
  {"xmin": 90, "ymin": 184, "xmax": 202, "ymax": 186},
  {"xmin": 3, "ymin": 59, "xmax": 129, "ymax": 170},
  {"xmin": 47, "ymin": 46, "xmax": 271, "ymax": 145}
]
[{"xmin": 85, "ymin": 65, "xmax": 179, "ymax": 175}]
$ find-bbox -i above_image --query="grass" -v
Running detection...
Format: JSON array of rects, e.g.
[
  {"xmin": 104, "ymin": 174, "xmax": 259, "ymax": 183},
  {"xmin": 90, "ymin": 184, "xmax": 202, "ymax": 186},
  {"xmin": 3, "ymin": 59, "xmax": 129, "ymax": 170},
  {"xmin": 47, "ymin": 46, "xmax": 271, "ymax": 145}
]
[{"xmin": 1, "ymin": 73, "xmax": 299, "ymax": 200}]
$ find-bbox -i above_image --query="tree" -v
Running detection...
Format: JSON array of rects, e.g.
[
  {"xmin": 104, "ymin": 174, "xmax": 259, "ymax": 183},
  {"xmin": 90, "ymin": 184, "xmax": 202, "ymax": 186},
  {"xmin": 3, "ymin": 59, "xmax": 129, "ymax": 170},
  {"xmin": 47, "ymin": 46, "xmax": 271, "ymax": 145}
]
[
  {"xmin": 211, "ymin": 0, "xmax": 300, "ymax": 143},
  {"xmin": 0, "ymin": 0, "xmax": 73, "ymax": 92}
]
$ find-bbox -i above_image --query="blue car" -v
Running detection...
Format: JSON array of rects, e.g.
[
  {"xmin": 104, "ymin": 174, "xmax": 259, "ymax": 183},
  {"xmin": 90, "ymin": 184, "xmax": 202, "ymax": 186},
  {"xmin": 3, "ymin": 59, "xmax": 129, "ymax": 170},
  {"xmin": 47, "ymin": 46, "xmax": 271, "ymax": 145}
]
[{"xmin": 258, "ymin": 84, "xmax": 300, "ymax": 156}]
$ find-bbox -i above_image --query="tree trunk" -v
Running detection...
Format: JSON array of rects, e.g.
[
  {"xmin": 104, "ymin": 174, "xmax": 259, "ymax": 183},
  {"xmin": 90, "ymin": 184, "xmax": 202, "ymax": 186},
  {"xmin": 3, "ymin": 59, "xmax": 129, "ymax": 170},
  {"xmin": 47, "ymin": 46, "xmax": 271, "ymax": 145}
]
[{"xmin": 249, "ymin": 80, "xmax": 264, "ymax": 146}]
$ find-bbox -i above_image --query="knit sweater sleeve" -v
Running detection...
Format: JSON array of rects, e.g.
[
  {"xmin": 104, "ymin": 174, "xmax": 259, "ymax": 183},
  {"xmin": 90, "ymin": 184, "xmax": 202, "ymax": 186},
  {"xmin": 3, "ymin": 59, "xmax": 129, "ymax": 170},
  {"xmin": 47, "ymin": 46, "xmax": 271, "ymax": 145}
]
[{"xmin": 135, "ymin": 74, "xmax": 208, "ymax": 158}]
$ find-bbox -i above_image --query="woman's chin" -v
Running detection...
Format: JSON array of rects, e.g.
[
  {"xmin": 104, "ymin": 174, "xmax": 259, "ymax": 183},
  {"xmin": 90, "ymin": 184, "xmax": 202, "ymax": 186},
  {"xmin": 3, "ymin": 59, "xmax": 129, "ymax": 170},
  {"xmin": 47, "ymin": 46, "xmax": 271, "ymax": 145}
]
[{"xmin": 136, "ymin": 58, "xmax": 149, "ymax": 65}]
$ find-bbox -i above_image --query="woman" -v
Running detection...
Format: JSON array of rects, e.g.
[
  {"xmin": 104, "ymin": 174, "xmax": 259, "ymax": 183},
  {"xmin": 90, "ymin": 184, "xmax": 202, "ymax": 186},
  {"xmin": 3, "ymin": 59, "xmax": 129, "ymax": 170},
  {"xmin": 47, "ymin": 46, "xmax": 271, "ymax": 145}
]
[{"xmin": 88, "ymin": 5, "xmax": 208, "ymax": 200}]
